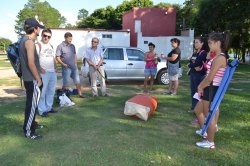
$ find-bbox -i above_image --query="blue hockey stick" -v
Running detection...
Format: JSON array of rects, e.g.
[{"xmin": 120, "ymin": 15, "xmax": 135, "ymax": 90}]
[{"xmin": 201, "ymin": 59, "xmax": 239, "ymax": 135}]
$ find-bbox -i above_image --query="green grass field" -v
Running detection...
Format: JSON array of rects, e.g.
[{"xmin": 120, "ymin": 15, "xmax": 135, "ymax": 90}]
[{"xmin": 0, "ymin": 62, "xmax": 249, "ymax": 165}]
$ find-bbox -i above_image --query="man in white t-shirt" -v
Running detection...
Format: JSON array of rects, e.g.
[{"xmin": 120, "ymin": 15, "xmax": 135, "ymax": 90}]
[
  {"xmin": 85, "ymin": 37, "xmax": 107, "ymax": 97},
  {"xmin": 37, "ymin": 29, "xmax": 57, "ymax": 117}
]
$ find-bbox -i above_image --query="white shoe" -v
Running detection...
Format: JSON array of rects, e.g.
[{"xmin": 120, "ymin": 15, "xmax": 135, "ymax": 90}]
[
  {"xmin": 196, "ymin": 140, "xmax": 215, "ymax": 149},
  {"xmin": 196, "ymin": 129, "xmax": 207, "ymax": 138}
]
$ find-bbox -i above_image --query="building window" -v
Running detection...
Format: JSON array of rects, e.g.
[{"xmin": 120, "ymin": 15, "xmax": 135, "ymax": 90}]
[
  {"xmin": 102, "ymin": 34, "xmax": 112, "ymax": 38},
  {"xmin": 144, "ymin": 41, "xmax": 148, "ymax": 44}
]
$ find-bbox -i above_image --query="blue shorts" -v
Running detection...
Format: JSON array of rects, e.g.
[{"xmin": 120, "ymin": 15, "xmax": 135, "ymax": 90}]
[
  {"xmin": 144, "ymin": 68, "xmax": 157, "ymax": 76},
  {"xmin": 62, "ymin": 67, "xmax": 80, "ymax": 87}
]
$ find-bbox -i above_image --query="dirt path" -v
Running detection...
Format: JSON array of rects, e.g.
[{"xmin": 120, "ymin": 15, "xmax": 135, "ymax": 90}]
[{"xmin": 0, "ymin": 68, "xmax": 16, "ymax": 79}]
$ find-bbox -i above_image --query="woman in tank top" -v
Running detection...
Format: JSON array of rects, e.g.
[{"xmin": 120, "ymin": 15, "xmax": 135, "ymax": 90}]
[{"xmin": 194, "ymin": 32, "xmax": 231, "ymax": 149}]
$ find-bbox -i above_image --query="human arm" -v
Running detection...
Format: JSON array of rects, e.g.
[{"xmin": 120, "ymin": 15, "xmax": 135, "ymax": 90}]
[
  {"xmin": 97, "ymin": 49, "xmax": 104, "ymax": 68},
  {"xmin": 25, "ymin": 40, "xmax": 42, "ymax": 87},
  {"xmin": 166, "ymin": 53, "xmax": 178, "ymax": 61},
  {"xmin": 56, "ymin": 56, "xmax": 68, "ymax": 68},
  {"xmin": 85, "ymin": 49, "xmax": 97, "ymax": 70},
  {"xmin": 189, "ymin": 51, "xmax": 207, "ymax": 68},
  {"xmin": 55, "ymin": 45, "xmax": 68, "ymax": 68}
]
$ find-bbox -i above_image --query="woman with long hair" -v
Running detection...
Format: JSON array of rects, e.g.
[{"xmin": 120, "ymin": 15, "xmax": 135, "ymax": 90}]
[
  {"xmin": 194, "ymin": 32, "xmax": 231, "ymax": 149},
  {"xmin": 188, "ymin": 37, "xmax": 208, "ymax": 112}
]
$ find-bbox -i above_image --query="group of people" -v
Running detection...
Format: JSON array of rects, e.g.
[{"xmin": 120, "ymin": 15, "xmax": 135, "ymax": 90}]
[
  {"xmin": 20, "ymin": 18, "xmax": 231, "ymax": 149},
  {"xmin": 20, "ymin": 18, "xmax": 107, "ymax": 140},
  {"xmin": 144, "ymin": 32, "xmax": 230, "ymax": 149},
  {"xmin": 143, "ymin": 38, "xmax": 181, "ymax": 95},
  {"xmin": 187, "ymin": 33, "xmax": 231, "ymax": 149}
]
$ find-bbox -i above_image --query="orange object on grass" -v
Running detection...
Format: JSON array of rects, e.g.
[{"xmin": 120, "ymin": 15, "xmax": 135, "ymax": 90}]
[{"xmin": 124, "ymin": 94, "xmax": 157, "ymax": 121}]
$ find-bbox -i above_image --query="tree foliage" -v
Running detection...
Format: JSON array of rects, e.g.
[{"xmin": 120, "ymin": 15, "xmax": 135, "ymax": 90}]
[
  {"xmin": 15, "ymin": 0, "xmax": 66, "ymax": 33},
  {"xmin": 195, "ymin": 0, "xmax": 250, "ymax": 61},
  {"xmin": 78, "ymin": 8, "xmax": 89, "ymax": 20},
  {"xmin": 0, "ymin": 38, "xmax": 12, "ymax": 51},
  {"xmin": 77, "ymin": 0, "xmax": 154, "ymax": 29}
]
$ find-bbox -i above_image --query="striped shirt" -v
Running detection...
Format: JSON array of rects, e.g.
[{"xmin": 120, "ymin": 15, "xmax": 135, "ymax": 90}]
[{"xmin": 206, "ymin": 58, "xmax": 226, "ymax": 86}]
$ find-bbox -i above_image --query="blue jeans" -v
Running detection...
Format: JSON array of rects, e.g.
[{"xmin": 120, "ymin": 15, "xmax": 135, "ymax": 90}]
[
  {"xmin": 62, "ymin": 67, "xmax": 80, "ymax": 87},
  {"xmin": 38, "ymin": 72, "xmax": 57, "ymax": 115},
  {"xmin": 190, "ymin": 73, "xmax": 204, "ymax": 109}
]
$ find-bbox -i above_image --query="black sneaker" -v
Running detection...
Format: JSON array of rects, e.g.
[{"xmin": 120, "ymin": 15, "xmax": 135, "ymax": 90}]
[
  {"xmin": 41, "ymin": 112, "xmax": 48, "ymax": 117},
  {"xmin": 26, "ymin": 133, "xmax": 42, "ymax": 140},
  {"xmin": 36, "ymin": 124, "xmax": 44, "ymax": 129},
  {"xmin": 48, "ymin": 108, "xmax": 58, "ymax": 113}
]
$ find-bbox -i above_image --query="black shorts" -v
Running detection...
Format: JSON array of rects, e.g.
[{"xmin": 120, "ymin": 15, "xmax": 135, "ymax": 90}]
[{"xmin": 202, "ymin": 86, "xmax": 219, "ymax": 101}]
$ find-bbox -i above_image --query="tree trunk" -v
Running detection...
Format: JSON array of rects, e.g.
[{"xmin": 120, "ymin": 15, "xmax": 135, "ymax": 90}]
[{"xmin": 242, "ymin": 49, "xmax": 246, "ymax": 63}]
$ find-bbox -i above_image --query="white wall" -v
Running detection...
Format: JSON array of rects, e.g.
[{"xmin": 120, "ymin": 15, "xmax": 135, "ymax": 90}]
[
  {"xmin": 137, "ymin": 30, "xmax": 194, "ymax": 60},
  {"xmin": 46, "ymin": 29, "xmax": 130, "ymax": 59}
]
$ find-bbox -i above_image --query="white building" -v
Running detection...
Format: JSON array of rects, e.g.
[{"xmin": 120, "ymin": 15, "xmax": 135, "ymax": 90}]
[{"xmin": 49, "ymin": 28, "xmax": 130, "ymax": 59}]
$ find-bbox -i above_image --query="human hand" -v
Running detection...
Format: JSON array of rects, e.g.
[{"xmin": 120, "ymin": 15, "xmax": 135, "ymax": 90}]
[
  {"xmin": 63, "ymin": 63, "xmax": 68, "ymax": 68},
  {"xmin": 195, "ymin": 66, "xmax": 203, "ymax": 71},
  {"xmin": 197, "ymin": 86, "xmax": 203, "ymax": 98},
  {"xmin": 41, "ymin": 68, "xmax": 46, "ymax": 74},
  {"xmin": 37, "ymin": 79, "xmax": 42, "ymax": 87}
]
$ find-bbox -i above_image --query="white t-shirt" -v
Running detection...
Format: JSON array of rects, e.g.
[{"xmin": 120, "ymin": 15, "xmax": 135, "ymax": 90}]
[
  {"xmin": 36, "ymin": 42, "xmax": 55, "ymax": 72},
  {"xmin": 85, "ymin": 47, "xmax": 103, "ymax": 65}
]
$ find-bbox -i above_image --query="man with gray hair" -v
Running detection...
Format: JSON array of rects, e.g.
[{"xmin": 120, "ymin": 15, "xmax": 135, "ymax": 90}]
[{"xmin": 85, "ymin": 37, "xmax": 108, "ymax": 97}]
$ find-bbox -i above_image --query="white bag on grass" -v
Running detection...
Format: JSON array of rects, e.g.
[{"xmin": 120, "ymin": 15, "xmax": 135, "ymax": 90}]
[{"xmin": 59, "ymin": 94, "xmax": 75, "ymax": 107}]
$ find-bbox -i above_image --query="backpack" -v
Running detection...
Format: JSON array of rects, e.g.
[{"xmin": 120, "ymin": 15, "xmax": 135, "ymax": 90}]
[{"xmin": 7, "ymin": 38, "xmax": 22, "ymax": 78}]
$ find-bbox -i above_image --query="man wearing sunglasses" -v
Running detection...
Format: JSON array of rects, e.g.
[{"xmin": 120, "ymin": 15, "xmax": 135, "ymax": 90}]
[{"xmin": 36, "ymin": 28, "xmax": 57, "ymax": 117}]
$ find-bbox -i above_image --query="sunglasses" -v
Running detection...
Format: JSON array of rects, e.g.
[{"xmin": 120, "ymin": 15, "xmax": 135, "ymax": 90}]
[{"xmin": 43, "ymin": 34, "xmax": 51, "ymax": 39}]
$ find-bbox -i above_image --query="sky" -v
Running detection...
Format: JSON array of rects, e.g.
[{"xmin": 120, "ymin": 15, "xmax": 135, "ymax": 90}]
[{"xmin": 0, "ymin": 0, "xmax": 185, "ymax": 42}]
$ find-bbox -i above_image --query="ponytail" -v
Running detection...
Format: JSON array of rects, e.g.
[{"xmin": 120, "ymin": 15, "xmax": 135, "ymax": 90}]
[{"xmin": 208, "ymin": 31, "xmax": 231, "ymax": 58}]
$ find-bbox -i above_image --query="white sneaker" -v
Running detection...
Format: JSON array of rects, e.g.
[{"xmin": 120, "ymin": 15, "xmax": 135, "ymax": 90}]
[
  {"xmin": 196, "ymin": 140, "xmax": 215, "ymax": 149},
  {"xmin": 195, "ymin": 129, "xmax": 207, "ymax": 138}
]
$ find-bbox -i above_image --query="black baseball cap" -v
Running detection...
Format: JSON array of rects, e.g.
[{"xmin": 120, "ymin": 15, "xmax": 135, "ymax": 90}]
[{"xmin": 24, "ymin": 18, "xmax": 45, "ymax": 29}]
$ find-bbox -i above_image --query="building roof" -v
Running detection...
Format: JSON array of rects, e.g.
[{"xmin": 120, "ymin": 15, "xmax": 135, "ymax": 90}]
[{"xmin": 50, "ymin": 28, "xmax": 130, "ymax": 33}]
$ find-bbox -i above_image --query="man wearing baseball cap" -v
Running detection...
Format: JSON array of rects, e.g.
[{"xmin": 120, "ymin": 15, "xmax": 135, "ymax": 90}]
[{"xmin": 20, "ymin": 18, "xmax": 45, "ymax": 140}]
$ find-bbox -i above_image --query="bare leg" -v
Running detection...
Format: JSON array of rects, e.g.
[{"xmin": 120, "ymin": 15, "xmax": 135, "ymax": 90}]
[
  {"xmin": 149, "ymin": 75, "xmax": 155, "ymax": 91},
  {"xmin": 194, "ymin": 100, "xmax": 210, "ymax": 128},
  {"xmin": 144, "ymin": 76, "xmax": 149, "ymax": 92},
  {"xmin": 207, "ymin": 115, "xmax": 217, "ymax": 142},
  {"xmin": 168, "ymin": 81, "xmax": 173, "ymax": 93},
  {"xmin": 172, "ymin": 80, "xmax": 179, "ymax": 94},
  {"xmin": 76, "ymin": 84, "xmax": 82, "ymax": 96}
]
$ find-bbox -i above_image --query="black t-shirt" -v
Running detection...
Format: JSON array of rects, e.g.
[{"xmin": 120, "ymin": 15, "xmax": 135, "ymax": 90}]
[{"xmin": 167, "ymin": 47, "xmax": 181, "ymax": 68}]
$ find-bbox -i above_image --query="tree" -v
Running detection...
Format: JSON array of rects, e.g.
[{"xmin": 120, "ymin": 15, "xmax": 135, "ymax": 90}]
[
  {"xmin": 195, "ymin": 0, "xmax": 250, "ymax": 62},
  {"xmin": 0, "ymin": 38, "xmax": 12, "ymax": 51},
  {"xmin": 15, "ymin": 0, "xmax": 66, "ymax": 32},
  {"xmin": 78, "ymin": 8, "xmax": 88, "ymax": 20},
  {"xmin": 77, "ymin": 0, "xmax": 154, "ymax": 29}
]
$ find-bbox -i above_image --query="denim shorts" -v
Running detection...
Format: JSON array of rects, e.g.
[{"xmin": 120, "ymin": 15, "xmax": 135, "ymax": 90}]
[
  {"xmin": 169, "ymin": 74, "xmax": 179, "ymax": 81},
  {"xmin": 62, "ymin": 67, "xmax": 80, "ymax": 86},
  {"xmin": 144, "ymin": 68, "xmax": 157, "ymax": 76}
]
